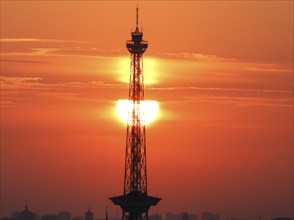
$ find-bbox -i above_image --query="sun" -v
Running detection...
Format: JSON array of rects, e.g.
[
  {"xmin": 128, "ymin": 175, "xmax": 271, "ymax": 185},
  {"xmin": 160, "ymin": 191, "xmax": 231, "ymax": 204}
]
[{"xmin": 116, "ymin": 100, "xmax": 158, "ymax": 125}]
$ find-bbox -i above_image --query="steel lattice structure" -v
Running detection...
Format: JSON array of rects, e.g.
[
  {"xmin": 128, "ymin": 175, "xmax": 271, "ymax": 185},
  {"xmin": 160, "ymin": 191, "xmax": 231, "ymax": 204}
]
[{"xmin": 110, "ymin": 6, "xmax": 161, "ymax": 220}]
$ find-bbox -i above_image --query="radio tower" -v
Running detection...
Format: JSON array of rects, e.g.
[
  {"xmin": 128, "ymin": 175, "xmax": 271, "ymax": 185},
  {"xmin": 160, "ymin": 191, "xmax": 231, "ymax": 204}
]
[{"xmin": 109, "ymin": 5, "xmax": 161, "ymax": 220}]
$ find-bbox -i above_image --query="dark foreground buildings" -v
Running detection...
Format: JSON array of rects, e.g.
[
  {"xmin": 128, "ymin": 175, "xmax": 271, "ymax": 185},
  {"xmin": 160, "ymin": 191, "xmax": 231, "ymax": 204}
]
[{"xmin": 1, "ymin": 206, "xmax": 293, "ymax": 220}]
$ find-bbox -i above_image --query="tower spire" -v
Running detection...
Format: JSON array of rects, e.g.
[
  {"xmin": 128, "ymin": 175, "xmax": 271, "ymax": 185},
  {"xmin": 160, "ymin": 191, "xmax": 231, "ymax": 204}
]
[{"xmin": 136, "ymin": 3, "xmax": 139, "ymax": 32}]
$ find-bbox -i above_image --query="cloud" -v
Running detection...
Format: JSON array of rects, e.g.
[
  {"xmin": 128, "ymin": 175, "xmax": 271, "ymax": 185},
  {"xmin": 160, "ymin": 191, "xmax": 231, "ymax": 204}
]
[
  {"xmin": 191, "ymin": 95, "xmax": 292, "ymax": 108},
  {"xmin": 184, "ymin": 92, "xmax": 293, "ymax": 108},
  {"xmin": 149, "ymin": 86, "xmax": 293, "ymax": 108},
  {"xmin": 0, "ymin": 59, "xmax": 47, "ymax": 64},
  {"xmin": 203, "ymin": 122, "xmax": 271, "ymax": 129},
  {"xmin": 244, "ymin": 66, "xmax": 292, "ymax": 73},
  {"xmin": 1, "ymin": 46, "xmax": 121, "ymax": 58},
  {"xmin": 154, "ymin": 52, "xmax": 238, "ymax": 62},
  {"xmin": 0, "ymin": 76, "xmax": 126, "ymax": 106},
  {"xmin": 1, "ymin": 38, "xmax": 292, "ymax": 110},
  {"xmin": 0, "ymin": 37, "xmax": 121, "ymax": 58},
  {"xmin": 45, "ymin": 47, "xmax": 121, "ymax": 57},
  {"xmin": 0, "ymin": 38, "xmax": 94, "ymax": 44},
  {"xmin": 150, "ymin": 86, "xmax": 290, "ymax": 93},
  {"xmin": 1, "ymin": 77, "xmax": 45, "ymax": 90},
  {"xmin": 1, "ymin": 38, "xmax": 236, "ymax": 62},
  {"xmin": 0, "ymin": 76, "xmax": 124, "ymax": 91}
]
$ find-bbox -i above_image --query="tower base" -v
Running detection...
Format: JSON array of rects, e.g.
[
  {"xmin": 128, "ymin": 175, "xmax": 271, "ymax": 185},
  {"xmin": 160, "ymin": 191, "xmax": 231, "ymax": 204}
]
[{"xmin": 110, "ymin": 191, "xmax": 161, "ymax": 213}]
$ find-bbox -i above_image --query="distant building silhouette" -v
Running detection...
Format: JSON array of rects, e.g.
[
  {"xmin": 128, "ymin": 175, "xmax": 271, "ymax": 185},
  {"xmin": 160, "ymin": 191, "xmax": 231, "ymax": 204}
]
[
  {"xmin": 189, "ymin": 214, "xmax": 197, "ymax": 220},
  {"xmin": 166, "ymin": 212, "xmax": 197, "ymax": 220},
  {"xmin": 149, "ymin": 214, "xmax": 162, "ymax": 220},
  {"xmin": 11, "ymin": 211, "xmax": 21, "ymax": 220},
  {"xmin": 166, "ymin": 212, "xmax": 181, "ymax": 220},
  {"xmin": 42, "ymin": 214, "xmax": 57, "ymax": 220},
  {"xmin": 272, "ymin": 218, "xmax": 292, "ymax": 220},
  {"xmin": 183, "ymin": 213, "xmax": 188, "ymax": 220},
  {"xmin": 72, "ymin": 215, "xmax": 83, "ymax": 220},
  {"xmin": 57, "ymin": 211, "xmax": 71, "ymax": 220},
  {"xmin": 201, "ymin": 212, "xmax": 219, "ymax": 220},
  {"xmin": 85, "ymin": 209, "xmax": 94, "ymax": 220},
  {"xmin": 18, "ymin": 205, "xmax": 36, "ymax": 220}
]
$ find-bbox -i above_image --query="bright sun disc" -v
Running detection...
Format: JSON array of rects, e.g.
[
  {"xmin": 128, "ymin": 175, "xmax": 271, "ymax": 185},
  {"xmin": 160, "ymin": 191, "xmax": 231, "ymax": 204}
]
[{"xmin": 116, "ymin": 100, "xmax": 158, "ymax": 125}]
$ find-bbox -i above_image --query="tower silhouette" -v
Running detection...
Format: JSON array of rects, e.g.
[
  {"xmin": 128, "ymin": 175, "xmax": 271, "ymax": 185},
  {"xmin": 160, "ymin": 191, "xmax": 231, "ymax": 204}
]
[
  {"xmin": 110, "ymin": 5, "xmax": 161, "ymax": 220},
  {"xmin": 84, "ymin": 209, "xmax": 93, "ymax": 220}
]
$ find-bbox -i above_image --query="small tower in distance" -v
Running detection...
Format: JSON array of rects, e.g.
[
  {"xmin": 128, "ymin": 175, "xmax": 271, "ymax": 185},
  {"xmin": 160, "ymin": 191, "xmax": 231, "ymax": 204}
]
[
  {"xmin": 183, "ymin": 213, "xmax": 188, "ymax": 220},
  {"xmin": 106, "ymin": 207, "xmax": 109, "ymax": 220},
  {"xmin": 19, "ymin": 204, "xmax": 36, "ymax": 220},
  {"xmin": 85, "ymin": 209, "xmax": 94, "ymax": 220}
]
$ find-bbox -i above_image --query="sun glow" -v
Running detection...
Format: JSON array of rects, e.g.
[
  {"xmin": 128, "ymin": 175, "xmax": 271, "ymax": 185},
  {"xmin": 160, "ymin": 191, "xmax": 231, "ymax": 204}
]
[
  {"xmin": 117, "ymin": 57, "xmax": 159, "ymax": 85},
  {"xmin": 116, "ymin": 100, "xmax": 158, "ymax": 125}
]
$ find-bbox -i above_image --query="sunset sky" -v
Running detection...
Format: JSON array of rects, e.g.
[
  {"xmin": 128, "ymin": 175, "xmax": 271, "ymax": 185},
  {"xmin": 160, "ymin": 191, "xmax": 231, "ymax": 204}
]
[{"xmin": 0, "ymin": 1, "xmax": 293, "ymax": 219}]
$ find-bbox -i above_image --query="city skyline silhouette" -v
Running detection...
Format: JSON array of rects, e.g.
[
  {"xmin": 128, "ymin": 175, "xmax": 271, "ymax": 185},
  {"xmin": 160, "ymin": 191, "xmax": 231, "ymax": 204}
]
[{"xmin": 1, "ymin": 205, "xmax": 292, "ymax": 220}]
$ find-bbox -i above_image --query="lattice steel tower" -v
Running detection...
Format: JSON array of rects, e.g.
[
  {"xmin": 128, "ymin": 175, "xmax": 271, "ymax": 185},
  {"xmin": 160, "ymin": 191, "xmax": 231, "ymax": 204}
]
[{"xmin": 109, "ymin": 5, "xmax": 161, "ymax": 220}]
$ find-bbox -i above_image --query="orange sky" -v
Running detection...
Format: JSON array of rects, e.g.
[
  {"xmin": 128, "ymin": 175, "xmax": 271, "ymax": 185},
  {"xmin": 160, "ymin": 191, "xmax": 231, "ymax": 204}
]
[{"xmin": 0, "ymin": 1, "xmax": 293, "ymax": 219}]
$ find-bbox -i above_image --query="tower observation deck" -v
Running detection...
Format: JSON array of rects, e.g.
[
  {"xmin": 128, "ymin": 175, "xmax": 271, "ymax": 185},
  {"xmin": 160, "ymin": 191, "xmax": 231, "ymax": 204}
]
[{"xmin": 109, "ymin": 5, "xmax": 161, "ymax": 220}]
